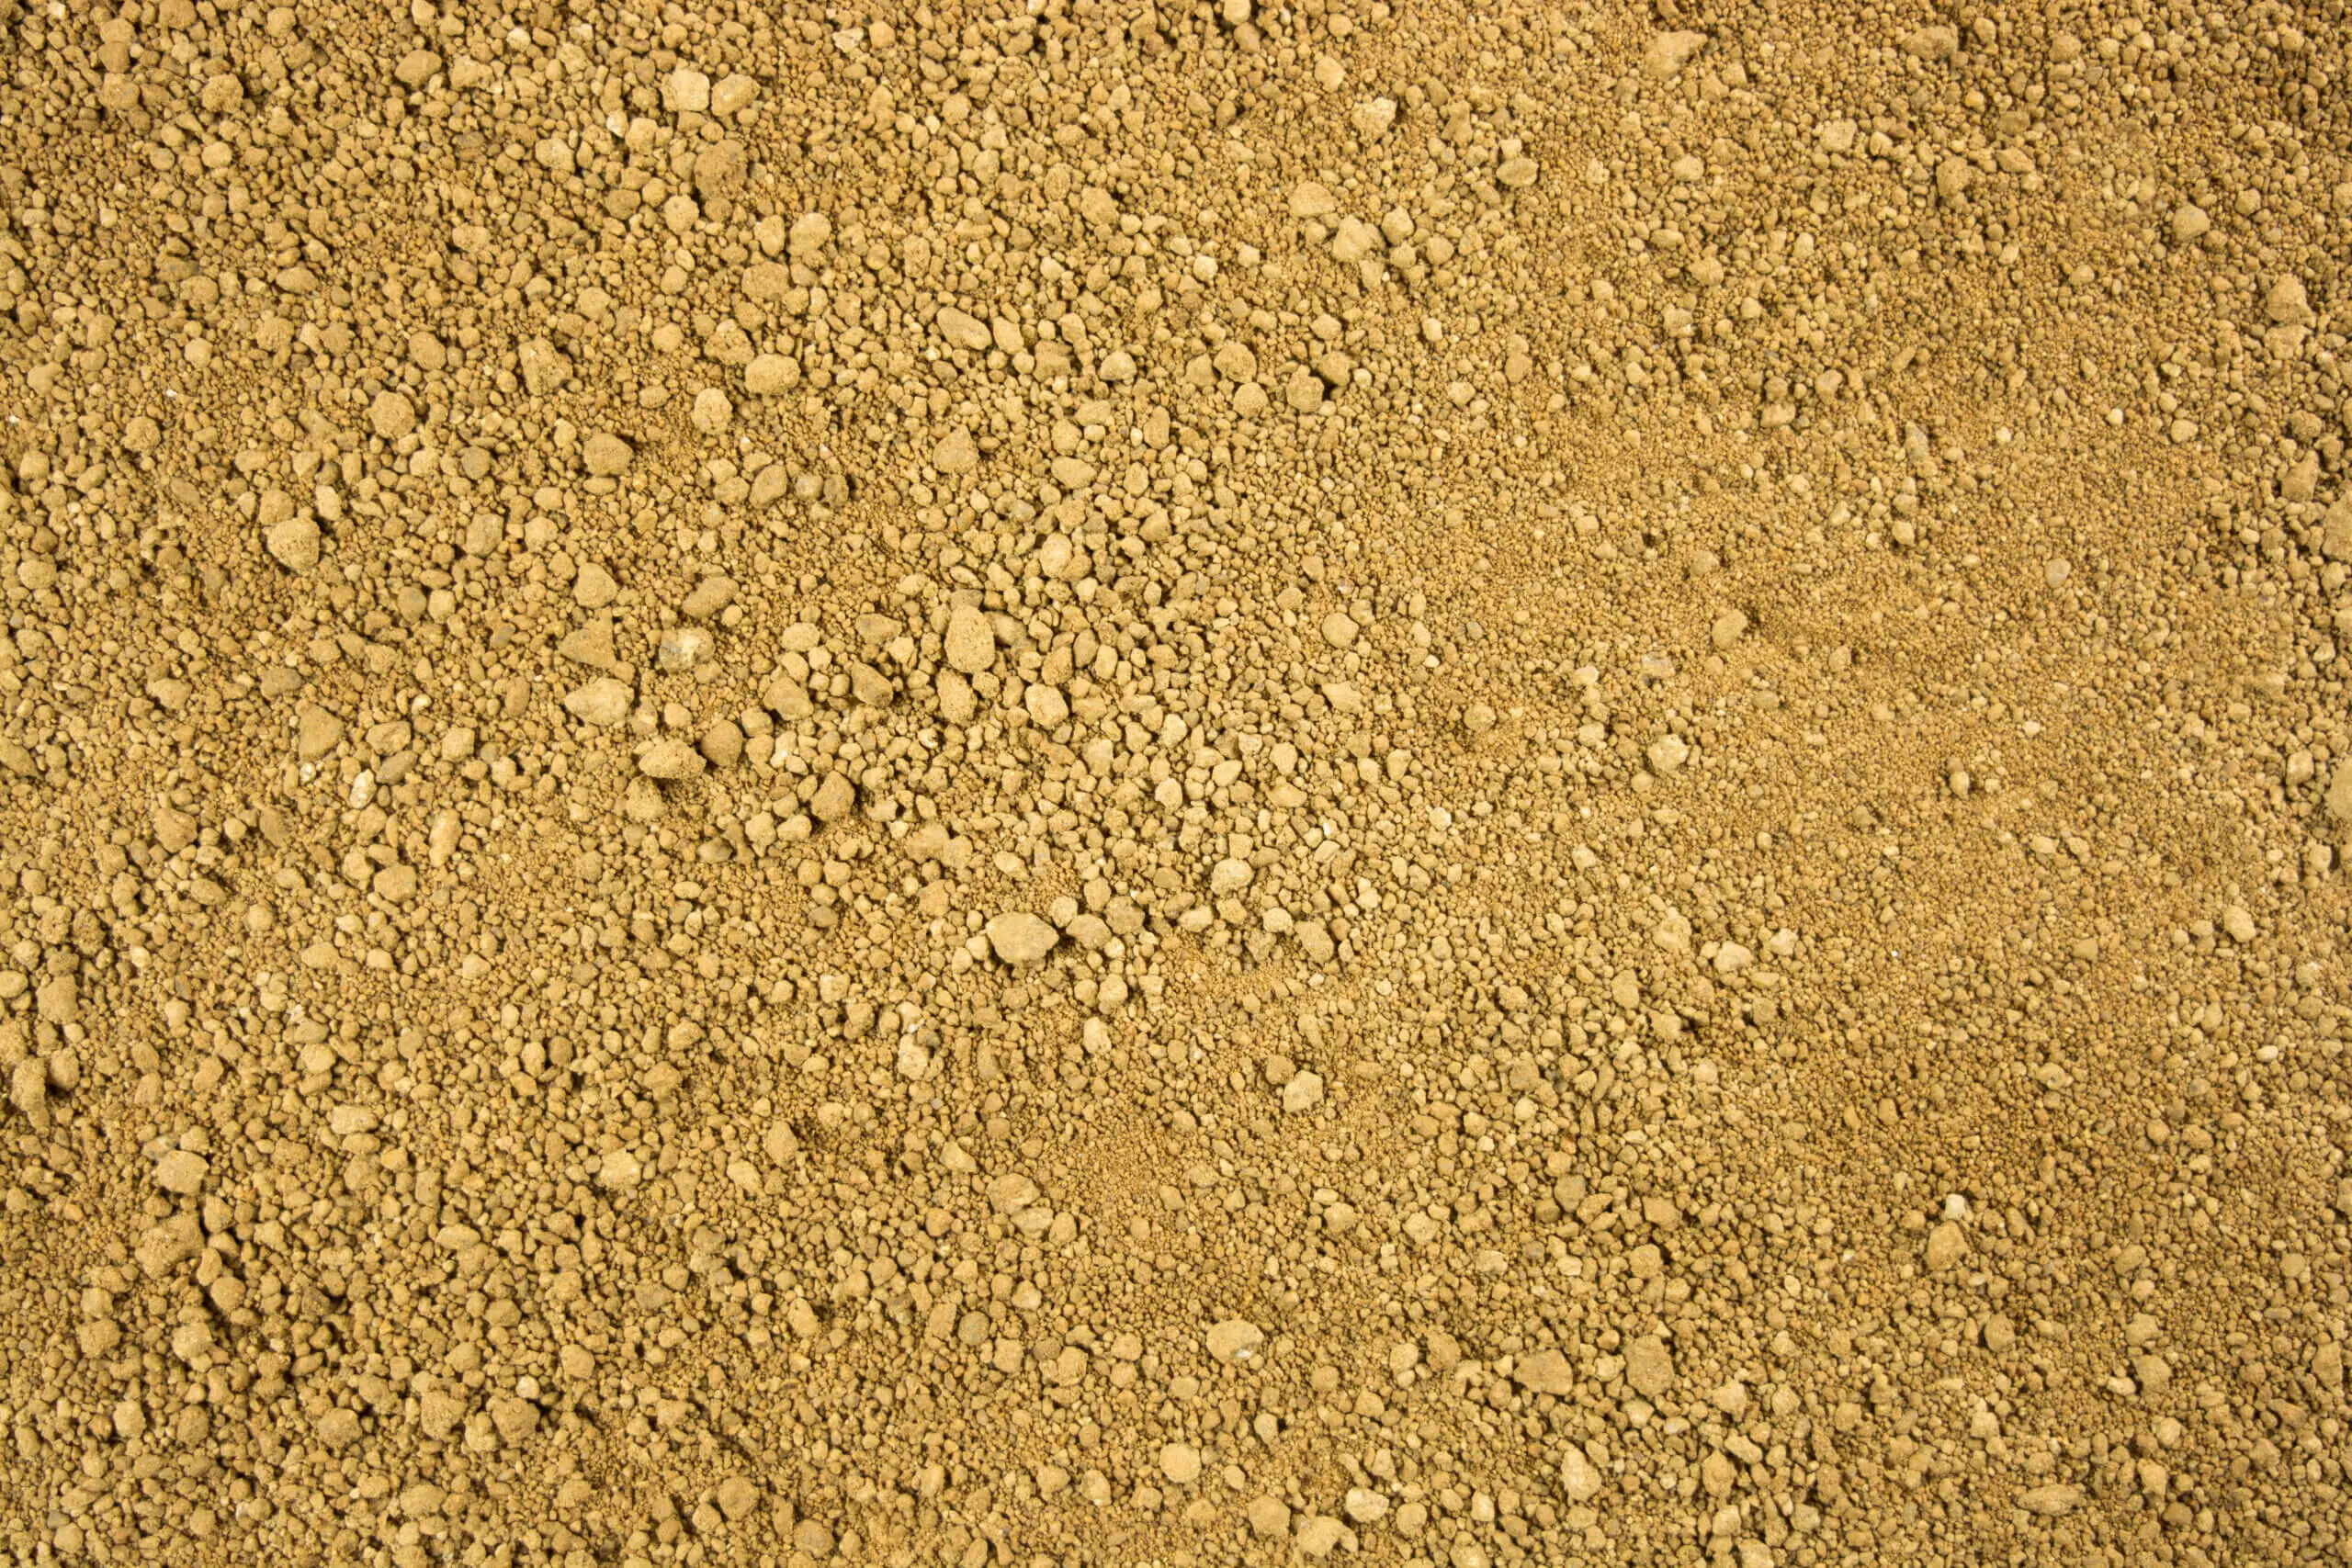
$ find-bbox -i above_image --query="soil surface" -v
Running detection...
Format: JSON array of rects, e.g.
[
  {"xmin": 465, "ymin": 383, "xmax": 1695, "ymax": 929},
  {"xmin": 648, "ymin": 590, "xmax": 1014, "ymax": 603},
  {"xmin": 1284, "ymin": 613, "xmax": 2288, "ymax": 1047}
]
[{"xmin": 0, "ymin": 2, "xmax": 2347, "ymax": 1566}]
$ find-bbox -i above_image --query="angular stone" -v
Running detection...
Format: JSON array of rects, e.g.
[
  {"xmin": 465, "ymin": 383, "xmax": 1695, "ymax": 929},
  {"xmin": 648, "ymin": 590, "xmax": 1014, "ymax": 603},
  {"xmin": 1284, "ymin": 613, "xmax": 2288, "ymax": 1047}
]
[
  {"xmin": 809, "ymin": 771, "xmax": 855, "ymax": 822},
  {"xmin": 1206, "ymin": 1319, "xmax": 1264, "ymax": 1364},
  {"xmin": 1624, "ymin": 1335, "xmax": 1675, "ymax": 1396},
  {"xmin": 562, "ymin": 677, "xmax": 631, "ymax": 727},
  {"xmin": 154, "ymin": 1149, "xmax": 208, "ymax": 1195},
  {"xmin": 2328, "ymin": 760, "xmax": 2352, "ymax": 823},
  {"xmin": 745, "ymin": 353, "xmax": 799, "ymax": 395},
  {"xmin": 2324, "ymin": 496, "xmax": 2352, "ymax": 562},
  {"xmin": 488, "ymin": 1393, "xmax": 540, "ymax": 1444},
  {"xmin": 936, "ymin": 307, "xmax": 992, "ymax": 351},
  {"xmin": 266, "ymin": 514, "xmax": 321, "ymax": 571},
  {"xmin": 986, "ymin": 911, "xmax": 1057, "ymax": 963},
  {"xmin": 1514, "ymin": 1348, "xmax": 1574, "ymax": 1395},
  {"xmin": 296, "ymin": 705, "xmax": 345, "ymax": 760},
  {"xmin": 1559, "ymin": 1444, "xmax": 1604, "ymax": 1501},
  {"xmin": 637, "ymin": 739, "xmax": 706, "ymax": 781},
  {"xmin": 559, "ymin": 616, "xmax": 627, "ymax": 675},
  {"xmin": 583, "ymin": 432, "xmax": 632, "ymax": 476},
  {"xmin": 1925, "ymin": 1221, "xmax": 1968, "ymax": 1271},
  {"xmin": 1642, "ymin": 29, "xmax": 1707, "ymax": 79}
]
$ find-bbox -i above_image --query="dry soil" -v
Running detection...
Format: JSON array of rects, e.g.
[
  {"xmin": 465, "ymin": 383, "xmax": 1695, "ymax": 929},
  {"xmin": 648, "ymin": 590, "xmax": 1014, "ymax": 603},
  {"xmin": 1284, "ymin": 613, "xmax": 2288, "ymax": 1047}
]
[{"xmin": 0, "ymin": 2, "xmax": 2349, "ymax": 1567}]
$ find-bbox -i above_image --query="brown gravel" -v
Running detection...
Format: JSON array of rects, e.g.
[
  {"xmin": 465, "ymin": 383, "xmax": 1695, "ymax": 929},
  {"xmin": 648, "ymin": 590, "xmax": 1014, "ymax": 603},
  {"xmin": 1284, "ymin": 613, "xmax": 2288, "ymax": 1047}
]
[{"xmin": 0, "ymin": 2, "xmax": 2348, "ymax": 1566}]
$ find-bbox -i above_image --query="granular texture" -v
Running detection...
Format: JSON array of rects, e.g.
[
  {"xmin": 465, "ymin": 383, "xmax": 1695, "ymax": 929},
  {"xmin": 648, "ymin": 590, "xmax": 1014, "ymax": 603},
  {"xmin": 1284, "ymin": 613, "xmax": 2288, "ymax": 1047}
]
[{"xmin": 0, "ymin": 2, "xmax": 2348, "ymax": 1566}]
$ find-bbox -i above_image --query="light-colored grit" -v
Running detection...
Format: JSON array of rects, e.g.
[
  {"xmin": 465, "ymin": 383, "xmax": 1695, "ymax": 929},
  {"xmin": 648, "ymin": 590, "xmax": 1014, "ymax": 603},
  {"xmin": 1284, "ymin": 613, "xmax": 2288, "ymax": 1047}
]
[{"xmin": 0, "ymin": 3, "xmax": 2347, "ymax": 1567}]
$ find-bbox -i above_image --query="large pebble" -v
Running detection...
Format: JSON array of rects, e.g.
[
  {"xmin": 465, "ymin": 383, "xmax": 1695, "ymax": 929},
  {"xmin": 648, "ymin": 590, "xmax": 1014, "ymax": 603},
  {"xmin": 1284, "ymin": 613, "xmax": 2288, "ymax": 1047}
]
[
  {"xmin": 1624, "ymin": 1335, "xmax": 1675, "ymax": 1396},
  {"xmin": 1560, "ymin": 1444, "xmax": 1604, "ymax": 1501},
  {"xmin": 1206, "ymin": 1319, "xmax": 1264, "ymax": 1363},
  {"xmin": 1514, "ymin": 1348, "xmax": 1574, "ymax": 1395},
  {"xmin": 638, "ymin": 739, "xmax": 706, "ymax": 781},
  {"xmin": 369, "ymin": 390, "xmax": 417, "ymax": 438},
  {"xmin": 1924, "ymin": 1222, "xmax": 1968, "ymax": 1271},
  {"xmin": 154, "ymin": 1149, "xmax": 208, "ymax": 1195},
  {"xmin": 266, "ymin": 514, "xmax": 321, "ymax": 571},
  {"xmin": 986, "ymin": 911, "xmax": 1057, "ymax": 963},
  {"xmin": 944, "ymin": 604, "xmax": 996, "ymax": 673},
  {"xmin": 584, "ymin": 433, "xmax": 633, "ymax": 477},
  {"xmin": 933, "ymin": 428, "xmax": 979, "ymax": 474},
  {"xmin": 562, "ymin": 678, "xmax": 631, "ymax": 728},
  {"xmin": 1642, "ymin": 29, "xmax": 1707, "ymax": 78}
]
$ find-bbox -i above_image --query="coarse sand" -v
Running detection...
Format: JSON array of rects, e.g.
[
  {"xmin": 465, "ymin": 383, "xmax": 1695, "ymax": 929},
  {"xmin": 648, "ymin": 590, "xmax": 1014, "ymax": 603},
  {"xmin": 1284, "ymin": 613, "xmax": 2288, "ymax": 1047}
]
[{"xmin": 0, "ymin": 2, "xmax": 2348, "ymax": 1565}]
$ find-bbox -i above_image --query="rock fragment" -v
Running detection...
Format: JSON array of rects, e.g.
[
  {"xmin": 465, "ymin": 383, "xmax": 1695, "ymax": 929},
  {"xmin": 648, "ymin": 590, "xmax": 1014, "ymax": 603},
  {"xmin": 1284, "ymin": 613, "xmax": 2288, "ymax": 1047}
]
[
  {"xmin": 369, "ymin": 389, "xmax": 417, "ymax": 438},
  {"xmin": 1642, "ymin": 29, "xmax": 1707, "ymax": 79},
  {"xmin": 1560, "ymin": 1444, "xmax": 1604, "ymax": 1501},
  {"xmin": 1247, "ymin": 1496, "xmax": 1292, "ymax": 1538},
  {"xmin": 933, "ymin": 428, "xmax": 979, "ymax": 474},
  {"xmin": 562, "ymin": 678, "xmax": 631, "ymax": 727},
  {"xmin": 153, "ymin": 1149, "xmax": 208, "ymax": 1195},
  {"xmin": 2016, "ymin": 1484, "xmax": 2082, "ymax": 1517},
  {"xmin": 986, "ymin": 912, "xmax": 1057, "ymax": 963},
  {"xmin": 637, "ymin": 739, "xmax": 706, "ymax": 781},
  {"xmin": 944, "ymin": 604, "xmax": 996, "ymax": 672},
  {"xmin": 2323, "ymin": 496, "xmax": 2352, "ymax": 562},
  {"xmin": 746, "ymin": 354, "xmax": 799, "ymax": 395},
  {"xmin": 9, "ymin": 1057, "xmax": 51, "ymax": 1130},
  {"xmin": 1624, "ymin": 1335, "xmax": 1675, "ymax": 1396},
  {"xmin": 266, "ymin": 514, "xmax": 321, "ymax": 571},
  {"xmin": 2328, "ymin": 761, "xmax": 2352, "ymax": 822},
  {"xmin": 583, "ymin": 433, "xmax": 632, "ymax": 477},
  {"xmin": 1514, "ymin": 1348, "xmax": 1574, "ymax": 1395},
  {"xmin": 809, "ymin": 772, "xmax": 856, "ymax": 822},
  {"xmin": 1206, "ymin": 1319, "xmax": 1264, "ymax": 1363},
  {"xmin": 1902, "ymin": 24, "xmax": 1960, "ymax": 60}
]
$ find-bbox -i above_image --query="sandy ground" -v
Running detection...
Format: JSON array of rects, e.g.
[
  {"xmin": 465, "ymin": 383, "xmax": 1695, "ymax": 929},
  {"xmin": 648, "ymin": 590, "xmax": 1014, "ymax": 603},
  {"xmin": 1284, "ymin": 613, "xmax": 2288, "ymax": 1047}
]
[{"xmin": 0, "ymin": 2, "xmax": 2347, "ymax": 1565}]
